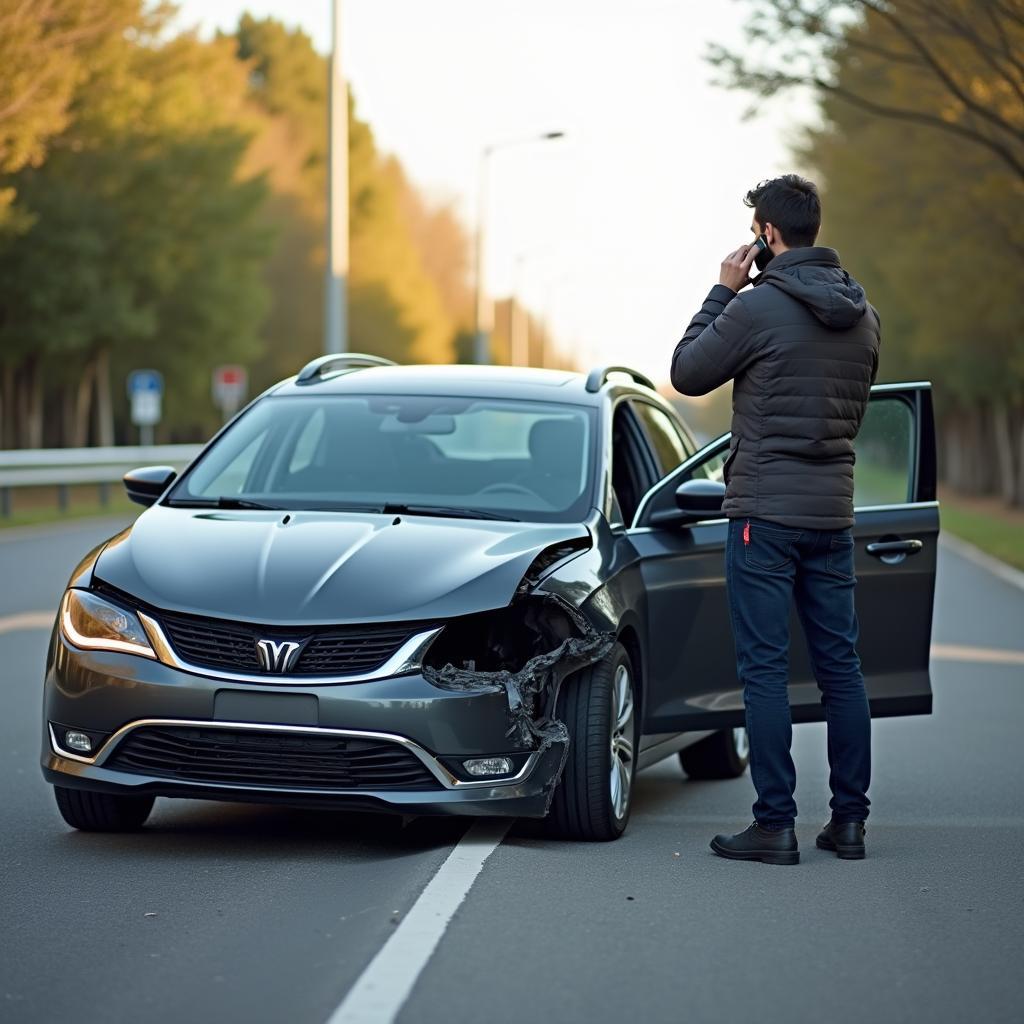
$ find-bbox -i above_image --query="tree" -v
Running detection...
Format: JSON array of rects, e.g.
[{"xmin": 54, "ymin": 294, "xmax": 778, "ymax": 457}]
[
  {"xmin": 709, "ymin": 1, "xmax": 1024, "ymax": 182},
  {"xmin": 233, "ymin": 17, "xmax": 456, "ymax": 380},
  {"xmin": 0, "ymin": 22, "xmax": 272, "ymax": 446},
  {"xmin": 0, "ymin": 0, "xmax": 141, "ymax": 225},
  {"xmin": 0, "ymin": 12, "xmax": 501, "ymax": 450},
  {"xmin": 396, "ymin": 171, "xmax": 474, "ymax": 333}
]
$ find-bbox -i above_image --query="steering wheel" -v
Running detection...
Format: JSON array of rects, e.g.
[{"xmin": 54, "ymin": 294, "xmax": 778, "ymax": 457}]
[{"xmin": 476, "ymin": 482, "xmax": 540, "ymax": 498}]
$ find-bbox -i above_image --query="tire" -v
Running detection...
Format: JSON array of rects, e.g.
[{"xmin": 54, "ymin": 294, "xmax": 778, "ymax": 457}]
[
  {"xmin": 53, "ymin": 786, "xmax": 155, "ymax": 832},
  {"xmin": 546, "ymin": 642, "xmax": 636, "ymax": 842},
  {"xmin": 679, "ymin": 727, "xmax": 750, "ymax": 780}
]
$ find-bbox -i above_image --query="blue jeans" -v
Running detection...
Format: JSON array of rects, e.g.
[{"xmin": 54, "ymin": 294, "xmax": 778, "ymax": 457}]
[{"xmin": 725, "ymin": 517, "xmax": 871, "ymax": 828}]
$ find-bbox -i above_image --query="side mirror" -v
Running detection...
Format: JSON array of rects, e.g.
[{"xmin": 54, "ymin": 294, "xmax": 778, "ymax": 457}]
[
  {"xmin": 123, "ymin": 466, "xmax": 177, "ymax": 507},
  {"xmin": 647, "ymin": 477, "xmax": 726, "ymax": 527},
  {"xmin": 674, "ymin": 478, "xmax": 726, "ymax": 521}
]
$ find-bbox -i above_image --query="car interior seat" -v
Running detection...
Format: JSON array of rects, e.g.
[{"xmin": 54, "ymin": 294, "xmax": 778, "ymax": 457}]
[{"xmin": 522, "ymin": 418, "xmax": 586, "ymax": 509}]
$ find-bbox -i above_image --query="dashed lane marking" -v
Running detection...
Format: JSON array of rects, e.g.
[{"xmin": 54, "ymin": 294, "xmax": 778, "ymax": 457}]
[
  {"xmin": 930, "ymin": 643, "xmax": 1024, "ymax": 667},
  {"xmin": 0, "ymin": 611, "xmax": 54, "ymax": 635},
  {"xmin": 325, "ymin": 819, "xmax": 510, "ymax": 1024}
]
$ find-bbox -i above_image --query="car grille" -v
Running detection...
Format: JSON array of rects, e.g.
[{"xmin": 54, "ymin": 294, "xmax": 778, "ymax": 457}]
[
  {"xmin": 106, "ymin": 726, "xmax": 442, "ymax": 791},
  {"xmin": 155, "ymin": 608, "xmax": 429, "ymax": 676}
]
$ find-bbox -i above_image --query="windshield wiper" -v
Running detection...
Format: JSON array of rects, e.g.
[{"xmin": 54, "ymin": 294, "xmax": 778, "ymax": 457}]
[
  {"xmin": 304, "ymin": 503, "xmax": 391, "ymax": 514},
  {"xmin": 216, "ymin": 497, "xmax": 281, "ymax": 510},
  {"xmin": 382, "ymin": 503, "xmax": 519, "ymax": 522},
  {"xmin": 166, "ymin": 497, "xmax": 281, "ymax": 511}
]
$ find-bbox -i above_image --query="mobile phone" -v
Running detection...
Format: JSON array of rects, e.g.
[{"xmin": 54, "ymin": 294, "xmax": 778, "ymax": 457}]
[{"xmin": 752, "ymin": 234, "xmax": 772, "ymax": 275}]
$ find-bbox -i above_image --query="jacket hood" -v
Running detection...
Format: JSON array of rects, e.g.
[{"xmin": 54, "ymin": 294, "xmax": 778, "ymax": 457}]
[
  {"xmin": 92, "ymin": 505, "xmax": 589, "ymax": 625},
  {"xmin": 754, "ymin": 246, "xmax": 867, "ymax": 330}
]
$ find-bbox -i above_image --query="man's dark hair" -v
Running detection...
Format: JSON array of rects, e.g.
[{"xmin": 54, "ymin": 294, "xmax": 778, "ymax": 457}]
[{"xmin": 744, "ymin": 175, "xmax": 821, "ymax": 247}]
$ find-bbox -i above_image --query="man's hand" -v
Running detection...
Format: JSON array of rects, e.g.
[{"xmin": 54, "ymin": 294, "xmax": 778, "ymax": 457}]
[{"xmin": 719, "ymin": 243, "xmax": 759, "ymax": 293}]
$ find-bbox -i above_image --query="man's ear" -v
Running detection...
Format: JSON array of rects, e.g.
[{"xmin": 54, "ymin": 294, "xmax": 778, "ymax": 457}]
[{"xmin": 764, "ymin": 223, "xmax": 777, "ymax": 249}]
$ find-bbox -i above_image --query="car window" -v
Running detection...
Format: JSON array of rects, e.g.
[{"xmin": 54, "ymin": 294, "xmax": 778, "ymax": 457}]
[
  {"xmin": 610, "ymin": 404, "xmax": 653, "ymax": 527},
  {"xmin": 854, "ymin": 396, "xmax": 914, "ymax": 505},
  {"xmin": 690, "ymin": 448, "xmax": 728, "ymax": 483},
  {"xmin": 289, "ymin": 407, "xmax": 325, "ymax": 473},
  {"xmin": 169, "ymin": 395, "xmax": 596, "ymax": 524},
  {"xmin": 189, "ymin": 428, "xmax": 268, "ymax": 496},
  {"xmin": 631, "ymin": 401, "xmax": 695, "ymax": 477}
]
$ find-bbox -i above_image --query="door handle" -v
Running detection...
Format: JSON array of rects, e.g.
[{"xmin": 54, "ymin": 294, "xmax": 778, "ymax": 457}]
[{"xmin": 866, "ymin": 539, "xmax": 923, "ymax": 561}]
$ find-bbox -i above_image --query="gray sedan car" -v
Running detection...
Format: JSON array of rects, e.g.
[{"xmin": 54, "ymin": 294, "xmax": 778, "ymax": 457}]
[{"xmin": 42, "ymin": 355, "xmax": 937, "ymax": 840}]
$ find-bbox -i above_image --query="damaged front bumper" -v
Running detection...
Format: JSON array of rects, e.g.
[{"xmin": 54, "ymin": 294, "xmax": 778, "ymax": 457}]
[
  {"xmin": 42, "ymin": 629, "xmax": 588, "ymax": 818},
  {"xmin": 44, "ymin": 728, "xmax": 569, "ymax": 819},
  {"xmin": 424, "ymin": 629, "xmax": 613, "ymax": 802}
]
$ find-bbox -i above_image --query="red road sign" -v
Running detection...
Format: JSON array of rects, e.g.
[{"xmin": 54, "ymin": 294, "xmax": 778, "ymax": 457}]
[{"xmin": 212, "ymin": 365, "xmax": 248, "ymax": 414}]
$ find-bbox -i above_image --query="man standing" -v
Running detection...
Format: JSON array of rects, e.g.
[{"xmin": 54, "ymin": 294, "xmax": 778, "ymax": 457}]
[{"xmin": 671, "ymin": 175, "xmax": 880, "ymax": 865}]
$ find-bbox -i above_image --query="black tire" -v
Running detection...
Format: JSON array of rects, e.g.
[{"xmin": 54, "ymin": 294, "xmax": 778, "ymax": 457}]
[
  {"xmin": 53, "ymin": 786, "xmax": 155, "ymax": 832},
  {"xmin": 545, "ymin": 642, "xmax": 636, "ymax": 842},
  {"xmin": 679, "ymin": 728, "xmax": 750, "ymax": 780}
]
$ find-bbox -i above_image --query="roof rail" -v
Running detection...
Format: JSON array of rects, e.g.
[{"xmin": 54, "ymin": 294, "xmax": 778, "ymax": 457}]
[
  {"xmin": 584, "ymin": 365, "xmax": 656, "ymax": 394},
  {"xmin": 295, "ymin": 353, "xmax": 397, "ymax": 385}
]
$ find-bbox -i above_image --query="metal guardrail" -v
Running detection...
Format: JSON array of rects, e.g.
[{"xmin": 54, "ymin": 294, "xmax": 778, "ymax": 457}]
[{"xmin": 0, "ymin": 445, "xmax": 203, "ymax": 517}]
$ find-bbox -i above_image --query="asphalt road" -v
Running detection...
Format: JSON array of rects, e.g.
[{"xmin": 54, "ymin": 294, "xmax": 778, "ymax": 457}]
[{"xmin": 2, "ymin": 516, "xmax": 1022, "ymax": 1024}]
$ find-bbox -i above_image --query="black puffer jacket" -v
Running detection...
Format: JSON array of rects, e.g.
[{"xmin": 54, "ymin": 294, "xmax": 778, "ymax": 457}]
[{"xmin": 671, "ymin": 247, "xmax": 880, "ymax": 530}]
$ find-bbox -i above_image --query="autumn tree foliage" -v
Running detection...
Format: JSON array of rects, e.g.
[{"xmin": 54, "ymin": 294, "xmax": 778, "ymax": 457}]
[
  {"xmin": 0, "ymin": 0, "xmax": 140, "ymax": 222},
  {"xmin": 0, "ymin": 8, "xmax": 476, "ymax": 447}
]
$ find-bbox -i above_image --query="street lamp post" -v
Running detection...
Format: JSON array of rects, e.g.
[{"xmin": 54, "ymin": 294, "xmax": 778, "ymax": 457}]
[
  {"xmin": 324, "ymin": 0, "xmax": 348, "ymax": 355},
  {"xmin": 473, "ymin": 131, "xmax": 564, "ymax": 365}
]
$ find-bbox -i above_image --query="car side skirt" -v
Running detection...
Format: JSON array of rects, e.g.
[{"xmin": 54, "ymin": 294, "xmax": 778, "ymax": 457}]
[{"xmin": 649, "ymin": 694, "xmax": 932, "ymax": 734}]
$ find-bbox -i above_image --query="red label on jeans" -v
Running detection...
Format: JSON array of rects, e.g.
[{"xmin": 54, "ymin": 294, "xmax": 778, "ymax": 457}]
[{"xmin": 743, "ymin": 521, "xmax": 750, "ymax": 545}]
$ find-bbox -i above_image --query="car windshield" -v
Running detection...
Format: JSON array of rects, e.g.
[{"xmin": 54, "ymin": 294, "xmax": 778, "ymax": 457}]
[{"xmin": 167, "ymin": 394, "xmax": 596, "ymax": 523}]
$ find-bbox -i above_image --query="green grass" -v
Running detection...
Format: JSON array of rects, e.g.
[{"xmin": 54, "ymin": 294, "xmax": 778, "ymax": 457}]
[{"xmin": 940, "ymin": 499, "xmax": 1024, "ymax": 572}]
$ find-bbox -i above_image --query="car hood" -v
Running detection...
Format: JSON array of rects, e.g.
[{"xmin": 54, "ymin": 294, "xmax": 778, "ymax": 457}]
[{"xmin": 92, "ymin": 505, "xmax": 590, "ymax": 625}]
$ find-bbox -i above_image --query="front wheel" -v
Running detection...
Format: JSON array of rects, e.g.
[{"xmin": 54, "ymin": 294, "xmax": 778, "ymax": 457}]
[
  {"xmin": 679, "ymin": 727, "xmax": 750, "ymax": 780},
  {"xmin": 546, "ymin": 642, "xmax": 636, "ymax": 841},
  {"xmin": 53, "ymin": 786, "xmax": 155, "ymax": 832}
]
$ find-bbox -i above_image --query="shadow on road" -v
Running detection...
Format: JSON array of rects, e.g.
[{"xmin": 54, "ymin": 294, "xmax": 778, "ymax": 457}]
[{"xmin": 51, "ymin": 800, "xmax": 470, "ymax": 864}]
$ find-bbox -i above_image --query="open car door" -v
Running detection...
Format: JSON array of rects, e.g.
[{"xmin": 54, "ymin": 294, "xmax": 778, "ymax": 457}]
[{"xmin": 632, "ymin": 381, "xmax": 938, "ymax": 733}]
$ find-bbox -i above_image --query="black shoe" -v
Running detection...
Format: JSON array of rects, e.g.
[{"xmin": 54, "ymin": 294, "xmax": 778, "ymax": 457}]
[
  {"xmin": 816, "ymin": 819, "xmax": 866, "ymax": 859},
  {"xmin": 710, "ymin": 822, "xmax": 799, "ymax": 865}
]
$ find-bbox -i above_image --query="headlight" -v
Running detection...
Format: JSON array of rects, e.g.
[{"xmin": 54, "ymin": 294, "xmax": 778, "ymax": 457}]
[{"xmin": 60, "ymin": 589, "xmax": 156, "ymax": 659}]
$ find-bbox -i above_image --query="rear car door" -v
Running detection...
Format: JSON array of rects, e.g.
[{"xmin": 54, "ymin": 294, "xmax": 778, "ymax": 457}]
[{"xmin": 631, "ymin": 381, "xmax": 939, "ymax": 733}]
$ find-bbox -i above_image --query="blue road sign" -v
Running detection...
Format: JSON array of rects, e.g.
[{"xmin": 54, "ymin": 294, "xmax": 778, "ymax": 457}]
[{"xmin": 126, "ymin": 369, "xmax": 164, "ymax": 398}]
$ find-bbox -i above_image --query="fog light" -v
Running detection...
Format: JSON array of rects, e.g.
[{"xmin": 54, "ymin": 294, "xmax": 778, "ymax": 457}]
[
  {"xmin": 64, "ymin": 730, "xmax": 93, "ymax": 754},
  {"xmin": 462, "ymin": 757, "xmax": 514, "ymax": 777}
]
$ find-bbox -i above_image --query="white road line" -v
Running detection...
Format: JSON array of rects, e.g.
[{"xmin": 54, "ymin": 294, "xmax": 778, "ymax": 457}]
[
  {"xmin": 326, "ymin": 819, "xmax": 510, "ymax": 1024},
  {"xmin": 0, "ymin": 611, "xmax": 54, "ymax": 635},
  {"xmin": 931, "ymin": 643, "xmax": 1024, "ymax": 667}
]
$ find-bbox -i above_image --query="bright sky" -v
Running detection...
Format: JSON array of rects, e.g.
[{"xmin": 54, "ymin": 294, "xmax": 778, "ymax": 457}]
[{"xmin": 175, "ymin": 0, "xmax": 818, "ymax": 388}]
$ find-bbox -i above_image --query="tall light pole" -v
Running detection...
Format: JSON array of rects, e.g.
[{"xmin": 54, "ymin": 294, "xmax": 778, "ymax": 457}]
[
  {"xmin": 473, "ymin": 131, "xmax": 564, "ymax": 365},
  {"xmin": 324, "ymin": 0, "xmax": 348, "ymax": 354}
]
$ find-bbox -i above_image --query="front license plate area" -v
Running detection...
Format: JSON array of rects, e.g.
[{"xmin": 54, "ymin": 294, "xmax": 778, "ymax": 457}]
[{"xmin": 214, "ymin": 690, "xmax": 319, "ymax": 726}]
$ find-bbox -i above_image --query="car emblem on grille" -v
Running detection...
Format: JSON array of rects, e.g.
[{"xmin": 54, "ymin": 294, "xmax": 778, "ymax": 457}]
[{"xmin": 255, "ymin": 639, "xmax": 303, "ymax": 673}]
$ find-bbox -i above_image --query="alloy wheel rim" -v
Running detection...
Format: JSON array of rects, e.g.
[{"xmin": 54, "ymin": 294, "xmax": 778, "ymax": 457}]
[
  {"xmin": 609, "ymin": 663, "xmax": 635, "ymax": 820},
  {"xmin": 733, "ymin": 727, "xmax": 749, "ymax": 761}
]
